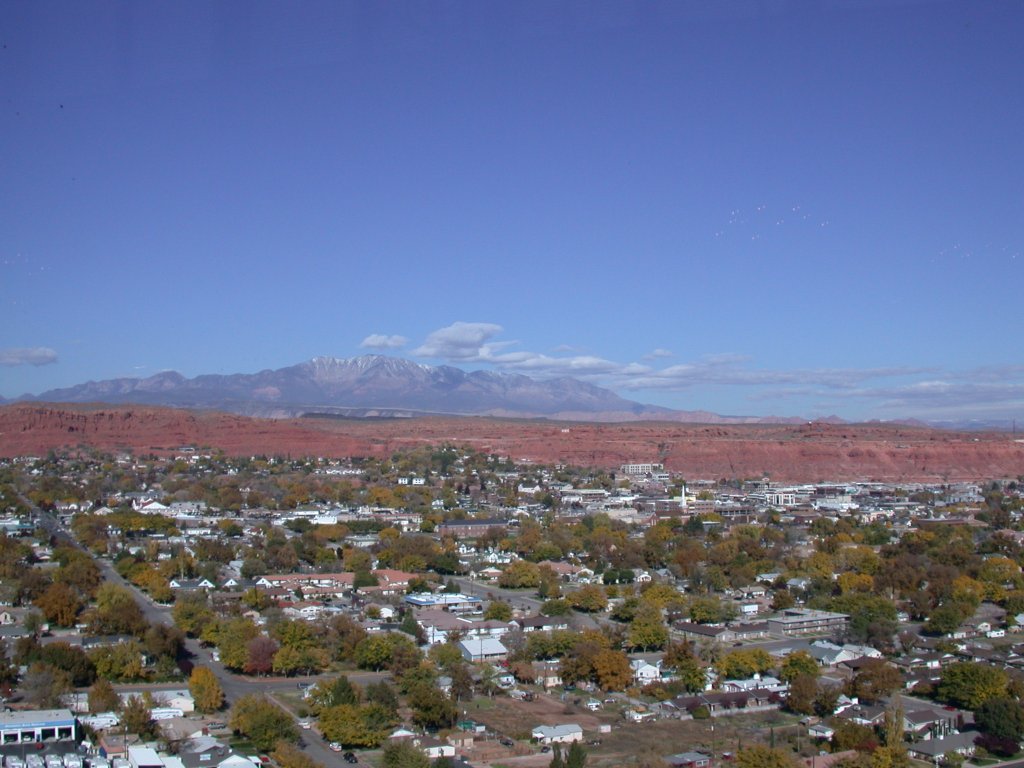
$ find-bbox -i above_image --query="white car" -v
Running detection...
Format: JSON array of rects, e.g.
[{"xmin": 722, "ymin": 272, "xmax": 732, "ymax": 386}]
[{"xmin": 329, "ymin": 743, "xmax": 343, "ymax": 753}]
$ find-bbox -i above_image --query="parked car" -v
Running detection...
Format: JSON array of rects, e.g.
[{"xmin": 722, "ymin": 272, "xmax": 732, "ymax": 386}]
[
  {"xmin": 499, "ymin": 738, "xmax": 514, "ymax": 747},
  {"xmin": 342, "ymin": 754, "xmax": 357, "ymax": 764},
  {"xmin": 328, "ymin": 743, "xmax": 343, "ymax": 753}
]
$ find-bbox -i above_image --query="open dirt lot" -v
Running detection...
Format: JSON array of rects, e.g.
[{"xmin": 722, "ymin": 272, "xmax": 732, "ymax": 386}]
[{"xmin": 466, "ymin": 695, "xmax": 802, "ymax": 768}]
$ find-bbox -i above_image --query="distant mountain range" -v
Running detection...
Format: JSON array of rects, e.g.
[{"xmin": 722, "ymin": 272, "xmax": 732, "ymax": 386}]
[{"xmin": 4, "ymin": 355, "xmax": 804, "ymax": 424}]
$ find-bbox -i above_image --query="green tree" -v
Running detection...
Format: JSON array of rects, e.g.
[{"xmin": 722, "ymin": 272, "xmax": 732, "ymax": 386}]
[
  {"xmin": 688, "ymin": 596, "xmax": 735, "ymax": 625},
  {"xmin": 380, "ymin": 739, "xmax": 430, "ymax": 768},
  {"xmin": 189, "ymin": 666, "xmax": 225, "ymax": 713},
  {"xmin": 627, "ymin": 604, "xmax": 668, "ymax": 651},
  {"xmin": 566, "ymin": 741, "xmax": 588, "ymax": 768},
  {"xmin": 936, "ymin": 662, "xmax": 1008, "ymax": 710},
  {"xmin": 779, "ymin": 651, "xmax": 819, "ymax": 683},
  {"xmin": 976, "ymin": 697, "xmax": 1024, "ymax": 741},
  {"xmin": 272, "ymin": 644, "xmax": 328, "ymax": 676},
  {"xmin": 87, "ymin": 583, "xmax": 147, "ymax": 636},
  {"xmin": 213, "ymin": 617, "xmax": 261, "ymax": 671},
  {"xmin": 924, "ymin": 604, "xmax": 967, "ymax": 636},
  {"xmin": 365, "ymin": 681, "xmax": 399, "ymax": 716},
  {"xmin": 230, "ymin": 694, "xmax": 299, "ymax": 751},
  {"xmin": 172, "ymin": 593, "xmax": 215, "ymax": 637},
  {"xmin": 354, "ymin": 634, "xmax": 397, "ymax": 670},
  {"xmin": 89, "ymin": 641, "xmax": 145, "ymax": 682},
  {"xmin": 318, "ymin": 704, "xmax": 389, "ymax": 748},
  {"xmin": 408, "ymin": 684, "xmax": 458, "ymax": 730},
  {"xmin": 715, "ymin": 649, "xmax": 773, "ymax": 679},
  {"xmin": 541, "ymin": 598, "xmax": 572, "ymax": 616},
  {"xmin": 662, "ymin": 641, "xmax": 707, "ymax": 693},
  {"xmin": 485, "ymin": 600, "xmax": 513, "ymax": 621},
  {"xmin": 309, "ymin": 675, "xmax": 360, "ymax": 713}
]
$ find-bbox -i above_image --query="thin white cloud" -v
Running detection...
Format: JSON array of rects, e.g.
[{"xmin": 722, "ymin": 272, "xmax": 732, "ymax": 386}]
[
  {"xmin": 360, "ymin": 334, "xmax": 408, "ymax": 350},
  {"xmin": 0, "ymin": 347, "xmax": 58, "ymax": 367},
  {"xmin": 613, "ymin": 360, "xmax": 931, "ymax": 392},
  {"xmin": 644, "ymin": 348, "xmax": 674, "ymax": 360},
  {"xmin": 411, "ymin": 322, "xmax": 1024, "ymax": 419}
]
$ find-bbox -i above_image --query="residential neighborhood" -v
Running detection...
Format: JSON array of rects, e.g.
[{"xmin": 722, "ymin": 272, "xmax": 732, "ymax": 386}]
[{"xmin": 0, "ymin": 447, "xmax": 1023, "ymax": 768}]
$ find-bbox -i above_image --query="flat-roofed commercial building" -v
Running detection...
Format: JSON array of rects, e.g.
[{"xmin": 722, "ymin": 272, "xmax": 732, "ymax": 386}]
[{"xmin": 0, "ymin": 709, "xmax": 77, "ymax": 744}]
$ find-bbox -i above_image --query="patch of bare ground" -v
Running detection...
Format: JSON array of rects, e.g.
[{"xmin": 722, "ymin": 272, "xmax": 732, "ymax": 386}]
[
  {"xmin": 468, "ymin": 702, "xmax": 801, "ymax": 768},
  {"xmin": 586, "ymin": 712, "xmax": 803, "ymax": 768},
  {"xmin": 468, "ymin": 692, "xmax": 604, "ymax": 740}
]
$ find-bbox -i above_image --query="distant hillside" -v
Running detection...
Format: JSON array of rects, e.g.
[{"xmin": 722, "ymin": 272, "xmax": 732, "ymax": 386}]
[
  {"xmin": 14, "ymin": 355, "xmax": 799, "ymax": 423},
  {"xmin": 3, "ymin": 403, "xmax": 1023, "ymax": 482}
]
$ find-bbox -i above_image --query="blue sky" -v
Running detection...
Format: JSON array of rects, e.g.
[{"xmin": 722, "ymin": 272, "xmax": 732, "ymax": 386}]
[{"xmin": 2, "ymin": 1, "xmax": 1022, "ymax": 423}]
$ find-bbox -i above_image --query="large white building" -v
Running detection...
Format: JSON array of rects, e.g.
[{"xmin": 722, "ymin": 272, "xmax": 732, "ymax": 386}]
[{"xmin": 0, "ymin": 709, "xmax": 77, "ymax": 744}]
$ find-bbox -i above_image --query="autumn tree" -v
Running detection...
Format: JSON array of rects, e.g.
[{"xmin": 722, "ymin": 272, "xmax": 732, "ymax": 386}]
[
  {"xmin": 499, "ymin": 560, "xmax": 542, "ymax": 589},
  {"xmin": 189, "ymin": 666, "xmax": 225, "ymax": 713},
  {"xmin": 122, "ymin": 694, "xmax": 160, "ymax": 740},
  {"xmin": 872, "ymin": 699, "xmax": 909, "ymax": 768},
  {"xmin": 736, "ymin": 746, "xmax": 798, "ymax": 768},
  {"xmin": 785, "ymin": 675, "xmax": 818, "ymax": 716},
  {"xmin": 88, "ymin": 678, "xmax": 121, "ymax": 713},
  {"xmin": 39, "ymin": 641, "xmax": 95, "ymax": 686},
  {"xmin": 244, "ymin": 636, "xmax": 279, "ymax": 676},
  {"xmin": 270, "ymin": 741, "xmax": 324, "ymax": 768},
  {"xmin": 22, "ymin": 662, "xmax": 71, "ymax": 708},
  {"xmin": 592, "ymin": 648, "xmax": 632, "ymax": 691},
  {"xmin": 847, "ymin": 659, "xmax": 903, "ymax": 704},
  {"xmin": 34, "ymin": 582, "xmax": 83, "ymax": 627},
  {"xmin": 570, "ymin": 585, "xmax": 609, "ymax": 613}
]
